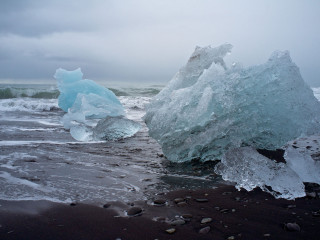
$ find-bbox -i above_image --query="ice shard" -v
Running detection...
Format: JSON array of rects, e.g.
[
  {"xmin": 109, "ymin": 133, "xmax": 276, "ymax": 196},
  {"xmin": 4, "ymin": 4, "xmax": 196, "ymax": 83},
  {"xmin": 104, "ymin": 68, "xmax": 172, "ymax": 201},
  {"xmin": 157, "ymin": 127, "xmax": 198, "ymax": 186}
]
[
  {"xmin": 144, "ymin": 44, "xmax": 320, "ymax": 162},
  {"xmin": 214, "ymin": 147, "xmax": 306, "ymax": 200},
  {"xmin": 55, "ymin": 68, "xmax": 140, "ymax": 141}
]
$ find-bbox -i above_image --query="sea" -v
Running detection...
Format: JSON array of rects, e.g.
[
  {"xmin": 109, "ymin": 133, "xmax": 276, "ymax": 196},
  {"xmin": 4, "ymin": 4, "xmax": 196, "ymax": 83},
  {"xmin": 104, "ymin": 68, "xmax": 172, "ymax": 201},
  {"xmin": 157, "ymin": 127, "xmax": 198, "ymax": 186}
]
[{"xmin": 0, "ymin": 84, "xmax": 221, "ymax": 205}]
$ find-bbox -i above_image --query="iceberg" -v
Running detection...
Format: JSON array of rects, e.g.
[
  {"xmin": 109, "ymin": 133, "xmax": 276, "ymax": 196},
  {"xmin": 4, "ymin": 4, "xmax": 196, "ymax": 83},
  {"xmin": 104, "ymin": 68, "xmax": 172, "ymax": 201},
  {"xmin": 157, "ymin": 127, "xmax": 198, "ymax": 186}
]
[
  {"xmin": 144, "ymin": 44, "xmax": 320, "ymax": 162},
  {"xmin": 55, "ymin": 68, "xmax": 140, "ymax": 141}
]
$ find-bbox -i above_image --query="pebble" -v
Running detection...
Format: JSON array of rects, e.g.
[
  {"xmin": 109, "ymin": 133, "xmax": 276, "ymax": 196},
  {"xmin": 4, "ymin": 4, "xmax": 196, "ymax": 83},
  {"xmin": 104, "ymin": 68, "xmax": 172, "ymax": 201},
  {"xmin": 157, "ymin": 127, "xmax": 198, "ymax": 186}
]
[
  {"xmin": 127, "ymin": 207, "xmax": 142, "ymax": 216},
  {"xmin": 287, "ymin": 204, "xmax": 296, "ymax": 209},
  {"xmin": 70, "ymin": 202, "xmax": 77, "ymax": 206},
  {"xmin": 201, "ymin": 218, "xmax": 212, "ymax": 224},
  {"xmin": 264, "ymin": 233, "xmax": 271, "ymax": 237},
  {"xmin": 220, "ymin": 209, "xmax": 229, "ymax": 213},
  {"xmin": 285, "ymin": 222, "xmax": 301, "ymax": 232},
  {"xmin": 222, "ymin": 192, "xmax": 232, "ymax": 195},
  {"xmin": 235, "ymin": 197, "xmax": 241, "ymax": 201},
  {"xmin": 195, "ymin": 198, "xmax": 208, "ymax": 203},
  {"xmin": 103, "ymin": 203, "xmax": 111, "ymax": 208},
  {"xmin": 312, "ymin": 211, "xmax": 320, "ymax": 217},
  {"xmin": 227, "ymin": 236, "xmax": 235, "ymax": 240},
  {"xmin": 177, "ymin": 202, "xmax": 187, "ymax": 207},
  {"xmin": 306, "ymin": 192, "xmax": 316, "ymax": 198},
  {"xmin": 165, "ymin": 228, "xmax": 176, "ymax": 234},
  {"xmin": 169, "ymin": 219, "xmax": 185, "ymax": 226},
  {"xmin": 182, "ymin": 214, "xmax": 193, "ymax": 219},
  {"xmin": 153, "ymin": 199, "xmax": 166, "ymax": 205},
  {"xmin": 174, "ymin": 198, "xmax": 185, "ymax": 203},
  {"xmin": 199, "ymin": 226, "xmax": 211, "ymax": 234}
]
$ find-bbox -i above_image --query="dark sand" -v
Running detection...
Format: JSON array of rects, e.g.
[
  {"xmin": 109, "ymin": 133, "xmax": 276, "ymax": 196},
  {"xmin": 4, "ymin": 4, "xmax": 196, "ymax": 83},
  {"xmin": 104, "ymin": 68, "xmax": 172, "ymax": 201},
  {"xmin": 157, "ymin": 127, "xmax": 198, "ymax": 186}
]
[{"xmin": 1, "ymin": 184, "xmax": 319, "ymax": 240}]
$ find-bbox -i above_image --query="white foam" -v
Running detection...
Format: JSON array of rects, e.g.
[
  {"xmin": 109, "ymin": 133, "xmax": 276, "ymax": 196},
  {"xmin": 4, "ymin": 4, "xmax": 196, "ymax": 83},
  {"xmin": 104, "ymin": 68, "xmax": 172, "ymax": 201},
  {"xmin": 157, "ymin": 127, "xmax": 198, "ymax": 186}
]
[
  {"xmin": 0, "ymin": 171, "xmax": 52, "ymax": 193},
  {"xmin": 0, "ymin": 98, "xmax": 59, "ymax": 112},
  {"xmin": 0, "ymin": 140, "xmax": 104, "ymax": 146}
]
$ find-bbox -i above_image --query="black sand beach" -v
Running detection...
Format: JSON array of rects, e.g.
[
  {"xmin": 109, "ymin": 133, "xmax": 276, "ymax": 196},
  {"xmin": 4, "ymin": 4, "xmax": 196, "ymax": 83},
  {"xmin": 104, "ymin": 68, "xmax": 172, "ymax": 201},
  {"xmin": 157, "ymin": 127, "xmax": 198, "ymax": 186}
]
[{"xmin": 1, "ymin": 184, "xmax": 320, "ymax": 240}]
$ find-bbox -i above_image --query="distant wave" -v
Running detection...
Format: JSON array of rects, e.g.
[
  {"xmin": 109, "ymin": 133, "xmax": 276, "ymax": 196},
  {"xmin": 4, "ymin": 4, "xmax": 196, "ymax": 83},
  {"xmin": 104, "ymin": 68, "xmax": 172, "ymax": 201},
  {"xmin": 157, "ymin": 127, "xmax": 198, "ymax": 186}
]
[
  {"xmin": 0, "ymin": 85, "xmax": 162, "ymax": 99},
  {"xmin": 109, "ymin": 87, "xmax": 161, "ymax": 97},
  {"xmin": 0, "ymin": 87, "xmax": 59, "ymax": 99},
  {"xmin": 0, "ymin": 98, "xmax": 60, "ymax": 112}
]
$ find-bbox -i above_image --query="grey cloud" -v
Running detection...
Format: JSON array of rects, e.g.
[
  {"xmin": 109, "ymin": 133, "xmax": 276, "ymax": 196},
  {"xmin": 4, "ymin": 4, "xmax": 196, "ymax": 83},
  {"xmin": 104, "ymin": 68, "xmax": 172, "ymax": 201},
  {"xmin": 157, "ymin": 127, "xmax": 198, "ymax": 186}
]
[{"xmin": 0, "ymin": 0, "xmax": 319, "ymax": 86}]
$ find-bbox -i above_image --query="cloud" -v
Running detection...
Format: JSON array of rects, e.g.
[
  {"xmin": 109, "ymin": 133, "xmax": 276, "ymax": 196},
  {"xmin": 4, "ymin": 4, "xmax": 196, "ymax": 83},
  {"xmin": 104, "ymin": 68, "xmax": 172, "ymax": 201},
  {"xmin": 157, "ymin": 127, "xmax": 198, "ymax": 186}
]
[{"xmin": 0, "ymin": 0, "xmax": 319, "ymax": 86}]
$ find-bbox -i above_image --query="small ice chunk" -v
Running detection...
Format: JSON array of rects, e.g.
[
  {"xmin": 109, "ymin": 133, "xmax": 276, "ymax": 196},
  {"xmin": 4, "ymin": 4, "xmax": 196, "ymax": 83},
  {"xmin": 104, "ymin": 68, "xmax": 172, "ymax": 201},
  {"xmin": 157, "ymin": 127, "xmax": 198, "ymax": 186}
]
[
  {"xmin": 215, "ymin": 147, "xmax": 306, "ymax": 200},
  {"xmin": 284, "ymin": 146, "xmax": 320, "ymax": 184},
  {"xmin": 93, "ymin": 116, "xmax": 141, "ymax": 141}
]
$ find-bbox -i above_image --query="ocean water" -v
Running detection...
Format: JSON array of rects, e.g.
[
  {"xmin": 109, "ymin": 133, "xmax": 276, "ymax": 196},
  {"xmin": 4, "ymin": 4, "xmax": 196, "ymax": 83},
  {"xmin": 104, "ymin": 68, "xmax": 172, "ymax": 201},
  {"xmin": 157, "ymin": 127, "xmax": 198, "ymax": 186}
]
[{"xmin": 0, "ymin": 84, "xmax": 221, "ymax": 205}]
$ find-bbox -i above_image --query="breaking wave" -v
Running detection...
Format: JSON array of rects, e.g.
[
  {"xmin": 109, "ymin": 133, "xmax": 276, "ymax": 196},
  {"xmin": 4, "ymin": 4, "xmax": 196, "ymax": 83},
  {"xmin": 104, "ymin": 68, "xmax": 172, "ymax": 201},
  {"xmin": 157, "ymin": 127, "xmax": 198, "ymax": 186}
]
[
  {"xmin": 0, "ymin": 86, "xmax": 59, "ymax": 99},
  {"xmin": 0, "ymin": 98, "xmax": 60, "ymax": 112},
  {"xmin": 0, "ymin": 85, "xmax": 163, "ymax": 99}
]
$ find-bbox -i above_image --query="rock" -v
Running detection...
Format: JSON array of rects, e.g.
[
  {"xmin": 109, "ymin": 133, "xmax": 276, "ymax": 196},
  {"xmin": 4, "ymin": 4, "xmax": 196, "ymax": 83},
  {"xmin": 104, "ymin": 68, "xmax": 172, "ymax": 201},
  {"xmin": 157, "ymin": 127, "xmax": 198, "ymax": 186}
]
[
  {"xmin": 287, "ymin": 204, "xmax": 296, "ymax": 209},
  {"xmin": 285, "ymin": 222, "xmax": 301, "ymax": 232},
  {"xmin": 199, "ymin": 226, "xmax": 211, "ymax": 234},
  {"xmin": 169, "ymin": 219, "xmax": 185, "ymax": 226},
  {"xmin": 103, "ymin": 203, "xmax": 111, "ymax": 208},
  {"xmin": 264, "ymin": 233, "xmax": 271, "ymax": 237},
  {"xmin": 70, "ymin": 202, "xmax": 77, "ymax": 206},
  {"xmin": 177, "ymin": 202, "xmax": 187, "ymax": 207},
  {"xmin": 201, "ymin": 218, "xmax": 212, "ymax": 224},
  {"xmin": 195, "ymin": 198, "xmax": 208, "ymax": 203},
  {"xmin": 174, "ymin": 198, "xmax": 185, "ymax": 203},
  {"xmin": 220, "ymin": 209, "xmax": 229, "ymax": 213},
  {"xmin": 127, "ymin": 207, "xmax": 142, "ymax": 216},
  {"xmin": 227, "ymin": 236, "xmax": 235, "ymax": 240},
  {"xmin": 222, "ymin": 192, "xmax": 232, "ymax": 195},
  {"xmin": 165, "ymin": 228, "xmax": 176, "ymax": 234},
  {"xmin": 154, "ymin": 199, "xmax": 166, "ymax": 205},
  {"xmin": 312, "ymin": 211, "xmax": 320, "ymax": 217},
  {"xmin": 306, "ymin": 192, "xmax": 317, "ymax": 198},
  {"xmin": 182, "ymin": 214, "xmax": 193, "ymax": 219}
]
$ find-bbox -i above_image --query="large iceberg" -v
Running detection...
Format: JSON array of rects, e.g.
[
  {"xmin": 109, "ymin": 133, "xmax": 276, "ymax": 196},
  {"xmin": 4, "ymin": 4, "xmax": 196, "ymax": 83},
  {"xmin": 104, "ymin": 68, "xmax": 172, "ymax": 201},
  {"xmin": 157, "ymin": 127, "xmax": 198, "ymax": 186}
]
[
  {"xmin": 55, "ymin": 68, "xmax": 140, "ymax": 141},
  {"xmin": 144, "ymin": 44, "xmax": 320, "ymax": 162}
]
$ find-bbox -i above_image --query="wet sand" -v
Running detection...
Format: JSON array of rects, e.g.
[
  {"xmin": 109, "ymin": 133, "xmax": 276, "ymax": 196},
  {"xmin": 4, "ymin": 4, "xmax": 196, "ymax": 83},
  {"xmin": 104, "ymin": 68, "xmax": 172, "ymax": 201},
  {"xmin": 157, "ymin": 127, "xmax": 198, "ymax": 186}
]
[{"xmin": 1, "ymin": 184, "xmax": 319, "ymax": 240}]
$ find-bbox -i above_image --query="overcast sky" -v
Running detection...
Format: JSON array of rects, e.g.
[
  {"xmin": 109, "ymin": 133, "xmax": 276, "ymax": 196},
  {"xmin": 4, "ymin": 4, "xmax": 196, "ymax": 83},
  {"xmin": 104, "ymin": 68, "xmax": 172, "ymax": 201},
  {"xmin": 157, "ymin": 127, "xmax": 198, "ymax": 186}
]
[{"xmin": 0, "ymin": 0, "xmax": 319, "ymax": 86}]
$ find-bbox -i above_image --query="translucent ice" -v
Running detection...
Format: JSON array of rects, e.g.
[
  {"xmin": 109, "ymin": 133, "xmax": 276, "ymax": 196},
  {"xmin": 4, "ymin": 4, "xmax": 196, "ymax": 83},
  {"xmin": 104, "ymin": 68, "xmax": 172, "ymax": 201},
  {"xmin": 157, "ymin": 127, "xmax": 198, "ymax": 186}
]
[
  {"xmin": 214, "ymin": 147, "xmax": 306, "ymax": 200},
  {"xmin": 55, "ymin": 68, "xmax": 122, "ymax": 112},
  {"xmin": 144, "ymin": 44, "xmax": 320, "ymax": 162},
  {"xmin": 54, "ymin": 68, "xmax": 140, "ymax": 141},
  {"xmin": 93, "ymin": 116, "xmax": 141, "ymax": 141},
  {"xmin": 284, "ymin": 146, "xmax": 320, "ymax": 184}
]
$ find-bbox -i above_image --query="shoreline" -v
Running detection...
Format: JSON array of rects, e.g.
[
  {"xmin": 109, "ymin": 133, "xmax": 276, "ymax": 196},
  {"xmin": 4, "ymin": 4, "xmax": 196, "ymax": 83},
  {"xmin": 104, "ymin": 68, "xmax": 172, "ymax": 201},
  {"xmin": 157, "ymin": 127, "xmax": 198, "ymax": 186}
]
[{"xmin": 1, "ymin": 184, "xmax": 319, "ymax": 240}]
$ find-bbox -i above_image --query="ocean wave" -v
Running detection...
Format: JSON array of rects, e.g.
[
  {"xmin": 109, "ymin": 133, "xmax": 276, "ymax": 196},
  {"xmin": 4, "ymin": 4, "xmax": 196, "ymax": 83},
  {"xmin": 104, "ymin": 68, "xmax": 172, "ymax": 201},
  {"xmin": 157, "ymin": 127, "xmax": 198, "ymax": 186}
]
[
  {"xmin": 0, "ymin": 98, "xmax": 60, "ymax": 112},
  {"xmin": 0, "ymin": 86, "xmax": 59, "ymax": 99},
  {"xmin": 0, "ymin": 85, "xmax": 162, "ymax": 99}
]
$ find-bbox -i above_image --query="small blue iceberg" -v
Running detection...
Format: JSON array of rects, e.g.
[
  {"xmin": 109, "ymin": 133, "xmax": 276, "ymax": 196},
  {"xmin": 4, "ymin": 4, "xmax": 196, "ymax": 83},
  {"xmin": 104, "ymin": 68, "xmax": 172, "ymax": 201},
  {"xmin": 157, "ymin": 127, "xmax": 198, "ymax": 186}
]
[{"xmin": 54, "ymin": 68, "xmax": 140, "ymax": 141}]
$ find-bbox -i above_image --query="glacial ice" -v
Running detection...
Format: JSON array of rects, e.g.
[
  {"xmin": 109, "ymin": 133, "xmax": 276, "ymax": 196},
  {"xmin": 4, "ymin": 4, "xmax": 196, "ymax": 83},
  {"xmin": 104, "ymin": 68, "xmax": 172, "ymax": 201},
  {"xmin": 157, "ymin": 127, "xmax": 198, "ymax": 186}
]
[
  {"xmin": 93, "ymin": 116, "xmax": 141, "ymax": 141},
  {"xmin": 144, "ymin": 44, "xmax": 320, "ymax": 162},
  {"xmin": 55, "ymin": 68, "xmax": 122, "ymax": 112},
  {"xmin": 284, "ymin": 146, "xmax": 320, "ymax": 184},
  {"xmin": 214, "ymin": 147, "xmax": 306, "ymax": 200},
  {"xmin": 55, "ymin": 68, "xmax": 140, "ymax": 141}
]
